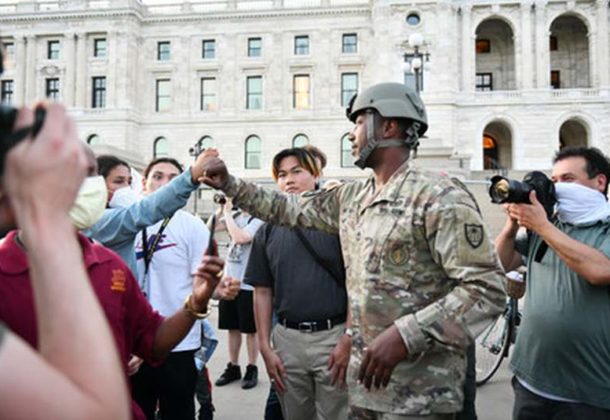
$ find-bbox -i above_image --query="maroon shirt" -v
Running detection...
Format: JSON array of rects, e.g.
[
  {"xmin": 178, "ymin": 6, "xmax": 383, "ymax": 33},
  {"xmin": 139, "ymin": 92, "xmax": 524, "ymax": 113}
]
[{"xmin": 0, "ymin": 231, "xmax": 164, "ymax": 420}]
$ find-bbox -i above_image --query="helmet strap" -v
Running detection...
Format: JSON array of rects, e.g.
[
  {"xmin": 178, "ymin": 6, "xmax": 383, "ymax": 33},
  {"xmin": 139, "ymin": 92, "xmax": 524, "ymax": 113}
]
[{"xmin": 354, "ymin": 111, "xmax": 378, "ymax": 169}]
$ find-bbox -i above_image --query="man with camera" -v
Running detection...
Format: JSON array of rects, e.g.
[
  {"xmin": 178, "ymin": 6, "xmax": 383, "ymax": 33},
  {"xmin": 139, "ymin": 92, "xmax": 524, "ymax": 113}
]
[
  {"xmin": 200, "ymin": 83, "xmax": 505, "ymax": 419},
  {"xmin": 495, "ymin": 147, "xmax": 610, "ymax": 419}
]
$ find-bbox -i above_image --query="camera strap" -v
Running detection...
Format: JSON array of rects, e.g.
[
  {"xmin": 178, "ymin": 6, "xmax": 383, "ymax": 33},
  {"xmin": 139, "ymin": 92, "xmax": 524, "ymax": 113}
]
[{"xmin": 141, "ymin": 217, "xmax": 172, "ymax": 275}]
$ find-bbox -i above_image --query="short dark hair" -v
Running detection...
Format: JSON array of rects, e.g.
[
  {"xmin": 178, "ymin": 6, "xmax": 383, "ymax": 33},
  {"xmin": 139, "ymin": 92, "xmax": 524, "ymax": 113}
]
[
  {"xmin": 97, "ymin": 155, "xmax": 130, "ymax": 179},
  {"xmin": 144, "ymin": 157, "xmax": 183, "ymax": 179},
  {"xmin": 271, "ymin": 148, "xmax": 320, "ymax": 181},
  {"xmin": 553, "ymin": 147, "xmax": 610, "ymax": 195}
]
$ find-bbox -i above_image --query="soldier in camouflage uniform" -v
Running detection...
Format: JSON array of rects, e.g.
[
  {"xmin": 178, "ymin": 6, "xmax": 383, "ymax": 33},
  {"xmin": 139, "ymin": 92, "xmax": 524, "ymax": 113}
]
[{"xmin": 200, "ymin": 83, "xmax": 506, "ymax": 419}]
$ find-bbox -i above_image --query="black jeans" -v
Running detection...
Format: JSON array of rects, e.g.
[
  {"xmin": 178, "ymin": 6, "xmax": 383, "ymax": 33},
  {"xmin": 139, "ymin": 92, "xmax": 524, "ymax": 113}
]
[
  {"xmin": 196, "ymin": 365, "xmax": 214, "ymax": 420},
  {"xmin": 131, "ymin": 350, "xmax": 198, "ymax": 420},
  {"xmin": 512, "ymin": 376, "xmax": 610, "ymax": 420},
  {"xmin": 264, "ymin": 386, "xmax": 284, "ymax": 420}
]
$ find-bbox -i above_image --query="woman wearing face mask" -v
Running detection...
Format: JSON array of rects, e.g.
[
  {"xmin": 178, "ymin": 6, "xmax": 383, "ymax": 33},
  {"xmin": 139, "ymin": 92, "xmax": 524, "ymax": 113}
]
[{"xmin": 84, "ymin": 152, "xmax": 211, "ymax": 276}]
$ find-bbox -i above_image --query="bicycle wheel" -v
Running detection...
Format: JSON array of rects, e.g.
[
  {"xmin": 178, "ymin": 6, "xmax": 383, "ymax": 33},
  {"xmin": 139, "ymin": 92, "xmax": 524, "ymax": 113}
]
[{"xmin": 475, "ymin": 309, "xmax": 512, "ymax": 386}]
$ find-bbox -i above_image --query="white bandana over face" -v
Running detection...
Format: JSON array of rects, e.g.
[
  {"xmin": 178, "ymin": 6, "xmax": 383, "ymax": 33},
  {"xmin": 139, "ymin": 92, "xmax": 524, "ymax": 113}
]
[{"xmin": 555, "ymin": 182, "xmax": 610, "ymax": 225}]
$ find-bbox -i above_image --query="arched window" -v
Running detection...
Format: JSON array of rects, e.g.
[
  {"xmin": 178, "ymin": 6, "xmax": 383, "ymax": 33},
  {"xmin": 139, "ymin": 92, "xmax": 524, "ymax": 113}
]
[
  {"xmin": 340, "ymin": 133, "xmax": 354, "ymax": 168},
  {"xmin": 245, "ymin": 135, "xmax": 261, "ymax": 169},
  {"xmin": 292, "ymin": 134, "xmax": 309, "ymax": 148},
  {"xmin": 153, "ymin": 137, "xmax": 169, "ymax": 158},
  {"xmin": 198, "ymin": 136, "xmax": 215, "ymax": 151},
  {"xmin": 87, "ymin": 134, "xmax": 100, "ymax": 145}
]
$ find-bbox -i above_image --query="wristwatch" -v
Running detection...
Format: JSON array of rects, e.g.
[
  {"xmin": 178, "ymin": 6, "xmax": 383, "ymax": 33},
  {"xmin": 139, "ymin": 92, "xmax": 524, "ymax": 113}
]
[
  {"xmin": 183, "ymin": 293, "xmax": 211, "ymax": 320},
  {"xmin": 344, "ymin": 327, "xmax": 354, "ymax": 338}
]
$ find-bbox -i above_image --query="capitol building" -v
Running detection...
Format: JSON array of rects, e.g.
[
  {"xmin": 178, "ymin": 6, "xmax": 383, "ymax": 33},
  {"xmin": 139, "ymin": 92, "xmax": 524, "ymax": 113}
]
[{"xmin": 1, "ymin": 0, "xmax": 609, "ymax": 184}]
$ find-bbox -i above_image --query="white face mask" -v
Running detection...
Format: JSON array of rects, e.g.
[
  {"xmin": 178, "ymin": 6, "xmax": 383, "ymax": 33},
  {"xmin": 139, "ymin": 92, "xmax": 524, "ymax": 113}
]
[
  {"xmin": 555, "ymin": 182, "xmax": 610, "ymax": 225},
  {"xmin": 69, "ymin": 176, "xmax": 107, "ymax": 230},
  {"xmin": 108, "ymin": 185, "xmax": 139, "ymax": 209}
]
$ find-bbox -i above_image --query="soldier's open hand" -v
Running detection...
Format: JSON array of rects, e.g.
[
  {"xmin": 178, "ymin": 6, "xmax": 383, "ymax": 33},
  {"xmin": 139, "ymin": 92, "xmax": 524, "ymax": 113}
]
[{"xmin": 358, "ymin": 324, "xmax": 407, "ymax": 390}]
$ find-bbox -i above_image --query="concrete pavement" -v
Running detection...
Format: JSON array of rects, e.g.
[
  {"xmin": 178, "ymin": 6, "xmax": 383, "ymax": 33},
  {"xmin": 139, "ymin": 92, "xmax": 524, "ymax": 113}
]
[{"xmin": 204, "ymin": 308, "xmax": 515, "ymax": 420}]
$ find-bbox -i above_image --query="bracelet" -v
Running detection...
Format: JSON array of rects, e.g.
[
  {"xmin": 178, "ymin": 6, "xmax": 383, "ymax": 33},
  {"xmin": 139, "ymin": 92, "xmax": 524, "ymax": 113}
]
[{"xmin": 183, "ymin": 294, "xmax": 211, "ymax": 320}]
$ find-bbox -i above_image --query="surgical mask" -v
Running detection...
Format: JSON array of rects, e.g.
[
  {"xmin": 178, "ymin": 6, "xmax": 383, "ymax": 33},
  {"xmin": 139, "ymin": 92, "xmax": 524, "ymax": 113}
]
[
  {"xmin": 108, "ymin": 185, "xmax": 139, "ymax": 209},
  {"xmin": 555, "ymin": 182, "xmax": 610, "ymax": 225},
  {"xmin": 69, "ymin": 176, "xmax": 107, "ymax": 230}
]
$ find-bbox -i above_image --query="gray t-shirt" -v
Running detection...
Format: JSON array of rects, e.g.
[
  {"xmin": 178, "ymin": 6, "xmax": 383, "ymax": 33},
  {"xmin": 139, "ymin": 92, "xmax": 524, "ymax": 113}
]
[
  {"xmin": 511, "ymin": 219, "xmax": 610, "ymax": 409},
  {"xmin": 244, "ymin": 224, "xmax": 347, "ymax": 322},
  {"xmin": 224, "ymin": 212, "xmax": 264, "ymax": 291}
]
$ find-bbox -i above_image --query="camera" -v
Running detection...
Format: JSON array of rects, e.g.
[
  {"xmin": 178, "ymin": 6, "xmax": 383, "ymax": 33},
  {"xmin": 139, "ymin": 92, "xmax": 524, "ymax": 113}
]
[
  {"xmin": 0, "ymin": 46, "xmax": 46, "ymax": 174},
  {"xmin": 489, "ymin": 171, "xmax": 556, "ymax": 218},
  {"xmin": 213, "ymin": 193, "xmax": 227, "ymax": 205}
]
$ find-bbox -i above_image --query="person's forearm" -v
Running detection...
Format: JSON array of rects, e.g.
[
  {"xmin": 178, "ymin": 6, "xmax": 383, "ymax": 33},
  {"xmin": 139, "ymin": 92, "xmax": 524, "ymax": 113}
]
[
  {"xmin": 253, "ymin": 287, "xmax": 273, "ymax": 354},
  {"xmin": 152, "ymin": 309, "xmax": 198, "ymax": 359},
  {"xmin": 223, "ymin": 210, "xmax": 252, "ymax": 244},
  {"xmin": 537, "ymin": 223, "xmax": 610, "ymax": 285},
  {"xmin": 494, "ymin": 220, "xmax": 522, "ymax": 272},
  {"xmin": 23, "ymin": 217, "xmax": 130, "ymax": 419}
]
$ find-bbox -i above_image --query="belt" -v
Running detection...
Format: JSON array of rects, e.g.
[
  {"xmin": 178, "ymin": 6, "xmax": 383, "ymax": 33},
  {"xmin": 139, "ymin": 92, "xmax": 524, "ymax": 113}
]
[{"xmin": 278, "ymin": 314, "xmax": 346, "ymax": 333}]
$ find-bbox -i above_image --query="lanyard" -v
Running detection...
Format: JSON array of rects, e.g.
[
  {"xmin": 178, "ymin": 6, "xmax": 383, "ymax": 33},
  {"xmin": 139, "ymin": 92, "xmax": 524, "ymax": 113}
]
[{"xmin": 141, "ymin": 217, "xmax": 171, "ymax": 276}]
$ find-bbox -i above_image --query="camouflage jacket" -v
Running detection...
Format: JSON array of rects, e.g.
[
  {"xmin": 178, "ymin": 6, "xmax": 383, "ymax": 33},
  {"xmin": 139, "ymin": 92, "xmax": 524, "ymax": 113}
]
[{"xmin": 224, "ymin": 159, "xmax": 506, "ymax": 414}]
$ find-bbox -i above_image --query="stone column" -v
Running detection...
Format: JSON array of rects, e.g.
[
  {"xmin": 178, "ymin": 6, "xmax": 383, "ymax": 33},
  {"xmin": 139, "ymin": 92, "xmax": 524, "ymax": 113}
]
[
  {"xmin": 461, "ymin": 5, "xmax": 474, "ymax": 91},
  {"xmin": 24, "ymin": 35, "xmax": 36, "ymax": 104},
  {"xmin": 596, "ymin": 0, "xmax": 608, "ymax": 87},
  {"xmin": 108, "ymin": 30, "xmax": 118, "ymax": 108},
  {"xmin": 520, "ymin": 1, "xmax": 534, "ymax": 89},
  {"xmin": 15, "ymin": 36, "xmax": 26, "ymax": 105},
  {"xmin": 588, "ymin": 31, "xmax": 597, "ymax": 88},
  {"xmin": 64, "ymin": 32, "xmax": 76, "ymax": 107},
  {"xmin": 74, "ymin": 32, "xmax": 87, "ymax": 108},
  {"xmin": 534, "ymin": 0, "xmax": 549, "ymax": 89}
]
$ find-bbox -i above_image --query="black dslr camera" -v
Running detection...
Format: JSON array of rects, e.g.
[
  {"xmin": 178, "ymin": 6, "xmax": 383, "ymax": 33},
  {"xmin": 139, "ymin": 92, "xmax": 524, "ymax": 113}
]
[
  {"xmin": 0, "ymin": 46, "xmax": 46, "ymax": 173},
  {"xmin": 489, "ymin": 171, "xmax": 557, "ymax": 218},
  {"xmin": 213, "ymin": 193, "xmax": 227, "ymax": 206}
]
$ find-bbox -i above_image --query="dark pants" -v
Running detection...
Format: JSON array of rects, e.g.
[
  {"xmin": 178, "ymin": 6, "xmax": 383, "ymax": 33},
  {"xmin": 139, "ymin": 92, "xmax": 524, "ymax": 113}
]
[
  {"xmin": 512, "ymin": 376, "xmax": 610, "ymax": 420},
  {"xmin": 264, "ymin": 386, "xmax": 284, "ymax": 420},
  {"xmin": 131, "ymin": 350, "xmax": 197, "ymax": 420},
  {"xmin": 196, "ymin": 366, "xmax": 214, "ymax": 420},
  {"xmin": 456, "ymin": 344, "xmax": 477, "ymax": 420}
]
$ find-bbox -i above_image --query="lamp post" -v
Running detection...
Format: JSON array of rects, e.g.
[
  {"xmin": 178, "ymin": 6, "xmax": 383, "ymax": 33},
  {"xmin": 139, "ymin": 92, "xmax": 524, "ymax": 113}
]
[
  {"xmin": 188, "ymin": 141, "xmax": 203, "ymax": 214},
  {"xmin": 403, "ymin": 32, "xmax": 430, "ymax": 94}
]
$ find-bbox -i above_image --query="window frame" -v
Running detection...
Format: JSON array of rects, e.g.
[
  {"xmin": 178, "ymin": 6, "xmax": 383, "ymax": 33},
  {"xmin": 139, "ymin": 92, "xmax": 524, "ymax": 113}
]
[
  {"xmin": 293, "ymin": 74, "xmax": 310, "ymax": 109},
  {"xmin": 1, "ymin": 80, "xmax": 14, "ymax": 105},
  {"xmin": 157, "ymin": 41, "xmax": 171, "ymax": 61},
  {"xmin": 202, "ymin": 39, "xmax": 216, "ymax": 59},
  {"xmin": 246, "ymin": 76, "xmax": 263, "ymax": 110},
  {"xmin": 244, "ymin": 135, "xmax": 262, "ymax": 169},
  {"xmin": 91, "ymin": 76, "xmax": 106, "ymax": 108},
  {"xmin": 47, "ymin": 40, "xmax": 60, "ymax": 60},
  {"xmin": 550, "ymin": 70, "xmax": 561, "ymax": 89},
  {"xmin": 247, "ymin": 37, "xmax": 262, "ymax": 57},
  {"xmin": 475, "ymin": 72, "xmax": 493, "ymax": 91},
  {"xmin": 45, "ymin": 78, "xmax": 60, "ymax": 101},
  {"xmin": 153, "ymin": 136, "xmax": 169, "ymax": 158},
  {"xmin": 294, "ymin": 35, "xmax": 309, "ymax": 56},
  {"xmin": 155, "ymin": 79, "xmax": 171, "ymax": 112},
  {"xmin": 200, "ymin": 77, "xmax": 217, "ymax": 111},
  {"xmin": 93, "ymin": 38, "xmax": 107, "ymax": 58},
  {"xmin": 341, "ymin": 73, "xmax": 358, "ymax": 107},
  {"xmin": 342, "ymin": 33, "xmax": 358, "ymax": 54},
  {"xmin": 341, "ymin": 133, "xmax": 355, "ymax": 168}
]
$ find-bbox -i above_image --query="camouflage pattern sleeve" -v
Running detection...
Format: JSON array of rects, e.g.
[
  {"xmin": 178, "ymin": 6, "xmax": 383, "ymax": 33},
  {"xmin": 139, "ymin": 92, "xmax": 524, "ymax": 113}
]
[
  {"xmin": 222, "ymin": 175, "xmax": 346, "ymax": 235},
  {"xmin": 394, "ymin": 189, "xmax": 506, "ymax": 354}
]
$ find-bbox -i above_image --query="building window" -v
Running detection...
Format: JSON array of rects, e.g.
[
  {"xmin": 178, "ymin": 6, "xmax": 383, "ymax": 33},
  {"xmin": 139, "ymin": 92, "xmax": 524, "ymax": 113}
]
[
  {"xmin": 293, "ymin": 74, "xmax": 310, "ymax": 109},
  {"xmin": 157, "ymin": 41, "xmax": 171, "ymax": 61},
  {"xmin": 550, "ymin": 36, "xmax": 558, "ymax": 51},
  {"xmin": 47, "ymin": 40, "xmax": 60, "ymax": 59},
  {"xmin": 342, "ymin": 33, "xmax": 357, "ymax": 53},
  {"xmin": 245, "ymin": 135, "xmax": 261, "ymax": 169},
  {"xmin": 246, "ymin": 76, "xmax": 262, "ymax": 110},
  {"xmin": 341, "ymin": 133, "xmax": 355, "ymax": 167},
  {"xmin": 153, "ymin": 137, "xmax": 169, "ymax": 158},
  {"xmin": 91, "ymin": 76, "xmax": 106, "ymax": 108},
  {"xmin": 2, "ymin": 42, "xmax": 15, "ymax": 61},
  {"xmin": 403, "ymin": 54, "xmax": 424, "ymax": 92},
  {"xmin": 45, "ymin": 78, "xmax": 60, "ymax": 101},
  {"xmin": 248, "ymin": 37, "xmax": 262, "ymax": 57},
  {"xmin": 476, "ymin": 39, "xmax": 491, "ymax": 54},
  {"xmin": 341, "ymin": 73, "xmax": 358, "ymax": 107},
  {"xmin": 550, "ymin": 71, "xmax": 560, "ymax": 89},
  {"xmin": 87, "ymin": 134, "xmax": 100, "ymax": 145},
  {"xmin": 94, "ymin": 38, "xmax": 107, "ymax": 58},
  {"xmin": 1, "ymin": 80, "xmax": 14, "ymax": 105},
  {"xmin": 475, "ymin": 73, "xmax": 493, "ymax": 91},
  {"xmin": 155, "ymin": 79, "xmax": 171, "ymax": 112},
  {"xmin": 294, "ymin": 35, "xmax": 309, "ymax": 55},
  {"xmin": 198, "ymin": 136, "xmax": 215, "ymax": 150},
  {"xmin": 406, "ymin": 12, "xmax": 421, "ymax": 26},
  {"xmin": 202, "ymin": 40, "xmax": 216, "ymax": 59},
  {"xmin": 200, "ymin": 77, "xmax": 217, "ymax": 111},
  {"xmin": 292, "ymin": 134, "xmax": 309, "ymax": 148}
]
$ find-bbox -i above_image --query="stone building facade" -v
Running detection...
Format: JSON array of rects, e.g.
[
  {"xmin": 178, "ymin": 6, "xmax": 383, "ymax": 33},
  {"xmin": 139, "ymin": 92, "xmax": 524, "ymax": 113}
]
[{"xmin": 0, "ymin": 0, "xmax": 608, "ymax": 184}]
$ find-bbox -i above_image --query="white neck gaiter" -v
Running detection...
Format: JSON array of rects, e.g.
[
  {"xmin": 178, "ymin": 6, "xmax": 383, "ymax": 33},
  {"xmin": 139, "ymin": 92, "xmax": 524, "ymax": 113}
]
[{"xmin": 555, "ymin": 182, "xmax": 610, "ymax": 224}]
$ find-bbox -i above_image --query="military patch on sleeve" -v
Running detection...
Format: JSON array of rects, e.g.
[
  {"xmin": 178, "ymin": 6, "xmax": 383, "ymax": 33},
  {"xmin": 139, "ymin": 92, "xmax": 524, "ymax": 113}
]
[
  {"xmin": 389, "ymin": 244, "xmax": 408, "ymax": 266},
  {"xmin": 464, "ymin": 224, "xmax": 484, "ymax": 248}
]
